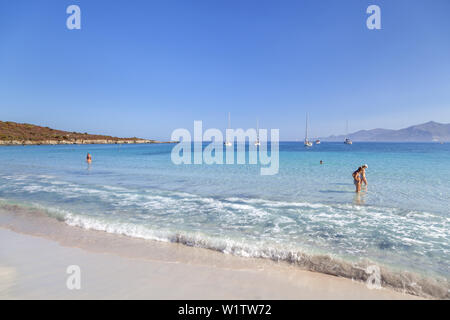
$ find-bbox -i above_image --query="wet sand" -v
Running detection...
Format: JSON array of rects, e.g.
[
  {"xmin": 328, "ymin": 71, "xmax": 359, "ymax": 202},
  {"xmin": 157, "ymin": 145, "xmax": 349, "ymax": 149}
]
[{"xmin": 0, "ymin": 208, "xmax": 420, "ymax": 300}]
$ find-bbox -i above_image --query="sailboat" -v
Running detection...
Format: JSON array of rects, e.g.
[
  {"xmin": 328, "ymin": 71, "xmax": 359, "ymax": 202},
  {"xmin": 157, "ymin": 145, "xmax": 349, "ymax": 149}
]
[
  {"xmin": 344, "ymin": 120, "xmax": 353, "ymax": 145},
  {"xmin": 304, "ymin": 113, "xmax": 313, "ymax": 147},
  {"xmin": 224, "ymin": 112, "xmax": 232, "ymax": 146},
  {"xmin": 254, "ymin": 118, "xmax": 260, "ymax": 146}
]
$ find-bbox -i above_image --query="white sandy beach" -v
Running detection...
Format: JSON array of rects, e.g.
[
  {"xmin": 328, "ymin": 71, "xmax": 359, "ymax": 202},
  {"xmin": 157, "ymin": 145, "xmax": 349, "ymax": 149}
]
[{"xmin": 0, "ymin": 208, "xmax": 420, "ymax": 300}]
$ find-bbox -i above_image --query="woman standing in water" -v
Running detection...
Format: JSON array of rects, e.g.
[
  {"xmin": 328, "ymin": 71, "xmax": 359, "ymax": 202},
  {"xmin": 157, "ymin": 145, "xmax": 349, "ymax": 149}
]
[
  {"xmin": 86, "ymin": 153, "xmax": 92, "ymax": 164},
  {"xmin": 352, "ymin": 167, "xmax": 362, "ymax": 192},
  {"xmin": 352, "ymin": 164, "xmax": 368, "ymax": 192},
  {"xmin": 360, "ymin": 164, "xmax": 368, "ymax": 186}
]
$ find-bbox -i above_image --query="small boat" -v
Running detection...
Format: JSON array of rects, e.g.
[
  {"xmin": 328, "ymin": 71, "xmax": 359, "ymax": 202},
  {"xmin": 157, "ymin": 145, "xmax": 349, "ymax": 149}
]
[
  {"xmin": 224, "ymin": 112, "xmax": 232, "ymax": 146},
  {"xmin": 315, "ymin": 139, "xmax": 321, "ymax": 145},
  {"xmin": 304, "ymin": 113, "xmax": 313, "ymax": 147},
  {"xmin": 344, "ymin": 121, "xmax": 352, "ymax": 145}
]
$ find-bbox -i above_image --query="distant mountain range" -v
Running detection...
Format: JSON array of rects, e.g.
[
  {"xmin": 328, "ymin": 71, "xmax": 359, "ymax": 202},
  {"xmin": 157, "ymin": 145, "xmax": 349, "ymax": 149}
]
[{"xmin": 321, "ymin": 121, "xmax": 450, "ymax": 142}]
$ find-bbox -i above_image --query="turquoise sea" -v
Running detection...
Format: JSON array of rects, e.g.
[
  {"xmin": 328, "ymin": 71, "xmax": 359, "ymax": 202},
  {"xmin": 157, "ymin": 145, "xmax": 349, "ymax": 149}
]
[{"xmin": 0, "ymin": 142, "xmax": 449, "ymax": 296}]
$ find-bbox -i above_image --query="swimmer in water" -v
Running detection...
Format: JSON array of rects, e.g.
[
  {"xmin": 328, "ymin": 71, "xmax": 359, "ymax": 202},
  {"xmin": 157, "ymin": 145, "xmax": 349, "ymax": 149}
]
[{"xmin": 86, "ymin": 153, "xmax": 92, "ymax": 164}]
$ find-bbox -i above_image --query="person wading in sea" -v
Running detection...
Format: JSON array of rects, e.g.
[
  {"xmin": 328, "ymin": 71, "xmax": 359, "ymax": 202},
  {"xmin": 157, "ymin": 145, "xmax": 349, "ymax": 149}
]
[
  {"xmin": 360, "ymin": 164, "xmax": 368, "ymax": 186},
  {"xmin": 352, "ymin": 164, "xmax": 368, "ymax": 192},
  {"xmin": 86, "ymin": 153, "xmax": 92, "ymax": 164}
]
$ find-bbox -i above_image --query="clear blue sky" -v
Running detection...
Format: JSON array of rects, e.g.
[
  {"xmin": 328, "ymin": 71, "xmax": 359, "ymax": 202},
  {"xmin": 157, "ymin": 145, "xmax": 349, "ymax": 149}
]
[{"xmin": 1, "ymin": 0, "xmax": 449, "ymax": 140}]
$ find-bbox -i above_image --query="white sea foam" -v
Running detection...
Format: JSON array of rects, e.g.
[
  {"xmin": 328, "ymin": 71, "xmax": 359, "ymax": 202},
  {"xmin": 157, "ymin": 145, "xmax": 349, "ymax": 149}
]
[
  {"xmin": 49, "ymin": 206, "xmax": 450, "ymax": 299},
  {"xmin": 0, "ymin": 198, "xmax": 448, "ymax": 299},
  {"xmin": 1, "ymin": 170, "xmax": 449, "ymax": 298}
]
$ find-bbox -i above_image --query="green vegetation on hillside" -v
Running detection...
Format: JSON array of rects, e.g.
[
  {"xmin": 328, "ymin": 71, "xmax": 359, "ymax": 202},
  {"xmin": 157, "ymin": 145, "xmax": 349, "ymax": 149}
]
[{"xmin": 0, "ymin": 121, "xmax": 148, "ymax": 142}]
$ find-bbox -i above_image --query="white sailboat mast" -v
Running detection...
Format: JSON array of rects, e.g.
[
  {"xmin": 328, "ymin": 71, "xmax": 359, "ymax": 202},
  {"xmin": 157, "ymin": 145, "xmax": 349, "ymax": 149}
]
[
  {"xmin": 256, "ymin": 118, "xmax": 259, "ymax": 140},
  {"xmin": 305, "ymin": 113, "xmax": 309, "ymax": 141}
]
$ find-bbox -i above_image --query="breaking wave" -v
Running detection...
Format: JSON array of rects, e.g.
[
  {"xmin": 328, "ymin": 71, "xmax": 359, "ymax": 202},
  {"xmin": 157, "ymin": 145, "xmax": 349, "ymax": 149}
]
[{"xmin": 0, "ymin": 199, "xmax": 448, "ymax": 299}]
